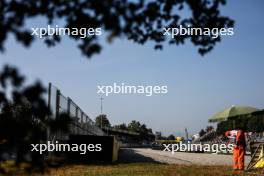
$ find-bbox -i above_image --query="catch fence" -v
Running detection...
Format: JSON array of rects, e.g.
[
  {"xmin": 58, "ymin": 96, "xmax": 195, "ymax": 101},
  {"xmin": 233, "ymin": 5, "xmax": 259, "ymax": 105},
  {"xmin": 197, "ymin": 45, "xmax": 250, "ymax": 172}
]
[{"xmin": 47, "ymin": 83, "xmax": 105, "ymax": 140}]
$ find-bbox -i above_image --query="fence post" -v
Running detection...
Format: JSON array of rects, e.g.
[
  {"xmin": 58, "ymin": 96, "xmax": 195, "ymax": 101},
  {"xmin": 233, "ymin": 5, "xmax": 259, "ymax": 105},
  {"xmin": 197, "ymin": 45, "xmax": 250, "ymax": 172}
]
[
  {"xmin": 47, "ymin": 83, "xmax": 51, "ymax": 116},
  {"xmin": 47, "ymin": 83, "xmax": 52, "ymax": 141},
  {"xmin": 81, "ymin": 112, "xmax": 83, "ymax": 124},
  {"xmin": 55, "ymin": 89, "xmax": 61, "ymax": 140},
  {"xmin": 67, "ymin": 98, "xmax": 72, "ymax": 134},
  {"xmin": 55, "ymin": 89, "xmax": 60, "ymax": 119},
  {"xmin": 75, "ymin": 107, "xmax": 79, "ymax": 134},
  {"xmin": 67, "ymin": 98, "xmax": 71, "ymax": 116}
]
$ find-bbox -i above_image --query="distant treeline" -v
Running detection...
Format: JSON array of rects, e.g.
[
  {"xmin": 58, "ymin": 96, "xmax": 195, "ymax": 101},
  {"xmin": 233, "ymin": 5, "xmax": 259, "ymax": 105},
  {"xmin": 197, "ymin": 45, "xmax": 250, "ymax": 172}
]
[{"xmin": 95, "ymin": 114, "xmax": 154, "ymax": 141}]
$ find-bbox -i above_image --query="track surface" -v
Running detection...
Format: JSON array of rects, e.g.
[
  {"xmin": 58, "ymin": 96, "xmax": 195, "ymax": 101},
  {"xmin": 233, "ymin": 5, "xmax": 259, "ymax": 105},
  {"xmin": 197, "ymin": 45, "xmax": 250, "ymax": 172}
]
[{"xmin": 119, "ymin": 148, "xmax": 251, "ymax": 166}]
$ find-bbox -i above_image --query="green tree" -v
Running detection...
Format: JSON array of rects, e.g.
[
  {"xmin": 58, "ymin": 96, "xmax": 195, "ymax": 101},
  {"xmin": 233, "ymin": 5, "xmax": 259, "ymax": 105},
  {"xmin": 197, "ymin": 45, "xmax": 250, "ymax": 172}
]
[
  {"xmin": 113, "ymin": 123, "xmax": 128, "ymax": 130},
  {"xmin": 0, "ymin": 66, "xmax": 72, "ymax": 171},
  {"xmin": 128, "ymin": 120, "xmax": 141, "ymax": 132},
  {"xmin": 127, "ymin": 120, "xmax": 154, "ymax": 141},
  {"xmin": 0, "ymin": 0, "xmax": 234, "ymax": 57},
  {"xmin": 95, "ymin": 114, "xmax": 111, "ymax": 128}
]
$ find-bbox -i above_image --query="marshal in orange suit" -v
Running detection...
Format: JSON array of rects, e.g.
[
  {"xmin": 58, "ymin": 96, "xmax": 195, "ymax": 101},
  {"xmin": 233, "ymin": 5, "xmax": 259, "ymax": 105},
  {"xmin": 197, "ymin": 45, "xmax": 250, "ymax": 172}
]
[{"xmin": 225, "ymin": 129, "xmax": 246, "ymax": 170}]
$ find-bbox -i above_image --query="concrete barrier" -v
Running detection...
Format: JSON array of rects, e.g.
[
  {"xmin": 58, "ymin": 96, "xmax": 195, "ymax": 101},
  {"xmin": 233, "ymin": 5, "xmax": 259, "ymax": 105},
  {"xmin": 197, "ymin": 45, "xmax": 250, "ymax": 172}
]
[{"xmin": 67, "ymin": 135, "xmax": 119, "ymax": 163}]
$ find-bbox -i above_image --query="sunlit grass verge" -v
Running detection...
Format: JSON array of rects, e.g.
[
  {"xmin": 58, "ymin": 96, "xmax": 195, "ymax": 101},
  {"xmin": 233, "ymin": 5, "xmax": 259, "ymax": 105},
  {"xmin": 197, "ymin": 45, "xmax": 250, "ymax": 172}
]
[{"xmin": 0, "ymin": 161, "xmax": 260, "ymax": 176}]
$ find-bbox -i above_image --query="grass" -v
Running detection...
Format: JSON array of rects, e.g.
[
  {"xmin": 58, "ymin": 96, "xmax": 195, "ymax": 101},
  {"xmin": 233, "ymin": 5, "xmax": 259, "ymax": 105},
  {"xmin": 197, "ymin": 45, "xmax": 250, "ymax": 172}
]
[{"xmin": 0, "ymin": 161, "xmax": 261, "ymax": 176}]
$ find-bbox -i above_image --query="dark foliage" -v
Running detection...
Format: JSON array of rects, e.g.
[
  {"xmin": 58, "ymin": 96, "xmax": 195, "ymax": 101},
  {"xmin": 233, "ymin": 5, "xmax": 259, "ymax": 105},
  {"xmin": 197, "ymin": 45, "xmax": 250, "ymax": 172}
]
[
  {"xmin": 216, "ymin": 120, "xmax": 233, "ymax": 134},
  {"xmin": 0, "ymin": 0, "xmax": 234, "ymax": 57},
  {"xmin": 113, "ymin": 123, "xmax": 128, "ymax": 130},
  {"xmin": 0, "ymin": 65, "xmax": 72, "ymax": 171},
  {"xmin": 113, "ymin": 120, "xmax": 154, "ymax": 141},
  {"xmin": 95, "ymin": 114, "xmax": 111, "ymax": 128},
  {"xmin": 216, "ymin": 114, "xmax": 264, "ymax": 134},
  {"xmin": 247, "ymin": 115, "xmax": 264, "ymax": 132},
  {"xmin": 127, "ymin": 120, "xmax": 154, "ymax": 141}
]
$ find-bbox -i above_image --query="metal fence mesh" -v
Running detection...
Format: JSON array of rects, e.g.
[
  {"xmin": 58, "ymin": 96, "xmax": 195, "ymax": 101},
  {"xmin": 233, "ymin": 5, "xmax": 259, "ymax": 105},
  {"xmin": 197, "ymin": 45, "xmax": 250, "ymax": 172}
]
[{"xmin": 48, "ymin": 83, "xmax": 105, "ymax": 140}]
